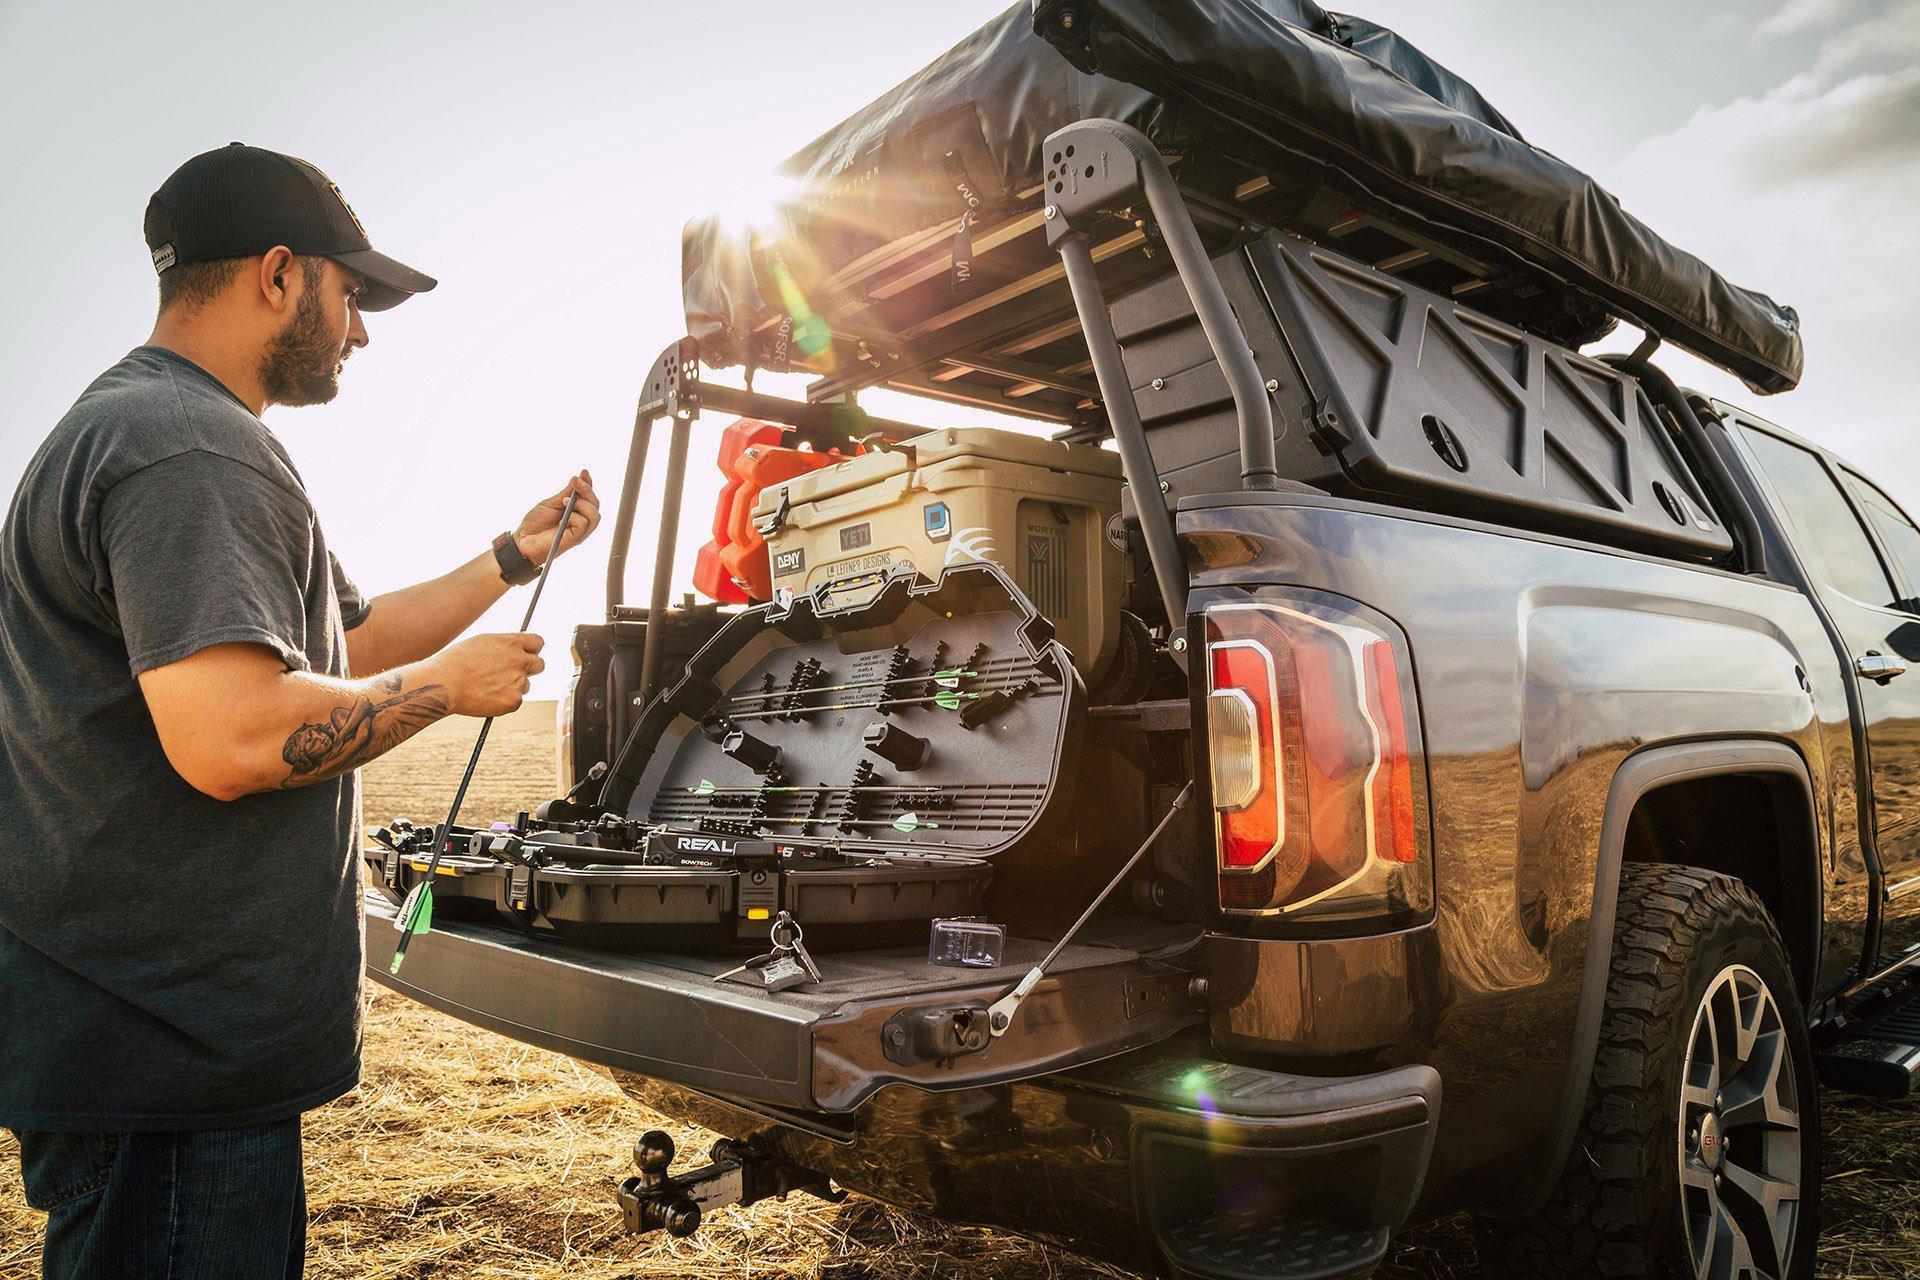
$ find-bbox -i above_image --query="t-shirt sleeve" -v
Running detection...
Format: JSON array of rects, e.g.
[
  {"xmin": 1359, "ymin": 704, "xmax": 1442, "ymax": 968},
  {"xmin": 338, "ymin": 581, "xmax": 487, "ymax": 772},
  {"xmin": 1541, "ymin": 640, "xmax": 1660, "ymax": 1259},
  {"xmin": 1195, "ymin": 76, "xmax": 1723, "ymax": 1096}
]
[
  {"xmin": 99, "ymin": 450, "xmax": 319, "ymax": 676},
  {"xmin": 331, "ymin": 552, "xmax": 371, "ymax": 631}
]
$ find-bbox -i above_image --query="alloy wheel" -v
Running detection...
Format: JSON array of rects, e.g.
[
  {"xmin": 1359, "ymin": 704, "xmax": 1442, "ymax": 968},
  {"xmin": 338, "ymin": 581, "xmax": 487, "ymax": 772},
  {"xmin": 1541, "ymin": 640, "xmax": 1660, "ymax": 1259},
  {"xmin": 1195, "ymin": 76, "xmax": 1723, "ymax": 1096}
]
[{"xmin": 1678, "ymin": 962, "xmax": 1804, "ymax": 1280}]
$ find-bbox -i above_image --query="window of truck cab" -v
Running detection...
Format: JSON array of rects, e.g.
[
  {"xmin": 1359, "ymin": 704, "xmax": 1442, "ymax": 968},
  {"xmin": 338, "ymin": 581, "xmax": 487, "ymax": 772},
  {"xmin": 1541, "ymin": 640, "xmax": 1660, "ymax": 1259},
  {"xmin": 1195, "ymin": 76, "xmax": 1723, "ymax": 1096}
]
[
  {"xmin": 1842, "ymin": 468, "xmax": 1920, "ymax": 611},
  {"xmin": 1735, "ymin": 424, "xmax": 1900, "ymax": 609}
]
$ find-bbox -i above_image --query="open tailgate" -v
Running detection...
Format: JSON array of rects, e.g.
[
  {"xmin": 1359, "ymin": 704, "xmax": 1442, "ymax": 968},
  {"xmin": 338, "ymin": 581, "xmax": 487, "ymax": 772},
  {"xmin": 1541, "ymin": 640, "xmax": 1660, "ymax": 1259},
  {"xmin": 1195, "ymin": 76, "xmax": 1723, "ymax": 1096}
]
[{"xmin": 365, "ymin": 892, "xmax": 1203, "ymax": 1113}]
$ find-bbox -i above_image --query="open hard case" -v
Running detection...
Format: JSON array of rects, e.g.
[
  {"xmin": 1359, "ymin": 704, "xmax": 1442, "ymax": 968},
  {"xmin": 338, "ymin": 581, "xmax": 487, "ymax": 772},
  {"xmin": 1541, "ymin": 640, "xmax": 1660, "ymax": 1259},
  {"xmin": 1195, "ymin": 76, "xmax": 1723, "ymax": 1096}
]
[{"xmin": 367, "ymin": 561, "xmax": 1092, "ymax": 950}]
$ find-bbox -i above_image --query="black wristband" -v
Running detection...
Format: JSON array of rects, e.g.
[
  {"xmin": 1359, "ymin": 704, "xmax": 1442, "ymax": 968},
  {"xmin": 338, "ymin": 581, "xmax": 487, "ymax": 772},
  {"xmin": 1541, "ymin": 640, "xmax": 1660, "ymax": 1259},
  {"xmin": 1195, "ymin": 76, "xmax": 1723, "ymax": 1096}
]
[{"xmin": 492, "ymin": 531, "xmax": 540, "ymax": 586}]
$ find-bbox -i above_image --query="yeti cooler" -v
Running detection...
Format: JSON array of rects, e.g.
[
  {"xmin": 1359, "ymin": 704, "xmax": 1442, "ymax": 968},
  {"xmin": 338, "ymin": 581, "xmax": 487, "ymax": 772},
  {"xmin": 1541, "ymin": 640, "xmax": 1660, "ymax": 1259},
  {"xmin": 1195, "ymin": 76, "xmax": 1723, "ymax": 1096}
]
[{"xmin": 755, "ymin": 428, "xmax": 1124, "ymax": 680}]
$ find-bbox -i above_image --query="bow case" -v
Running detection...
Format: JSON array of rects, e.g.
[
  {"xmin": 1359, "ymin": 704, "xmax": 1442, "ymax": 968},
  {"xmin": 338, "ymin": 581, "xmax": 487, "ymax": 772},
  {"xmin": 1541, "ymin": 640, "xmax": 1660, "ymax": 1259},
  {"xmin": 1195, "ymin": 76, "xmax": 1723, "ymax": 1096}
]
[{"xmin": 563, "ymin": 560, "xmax": 1091, "ymax": 947}]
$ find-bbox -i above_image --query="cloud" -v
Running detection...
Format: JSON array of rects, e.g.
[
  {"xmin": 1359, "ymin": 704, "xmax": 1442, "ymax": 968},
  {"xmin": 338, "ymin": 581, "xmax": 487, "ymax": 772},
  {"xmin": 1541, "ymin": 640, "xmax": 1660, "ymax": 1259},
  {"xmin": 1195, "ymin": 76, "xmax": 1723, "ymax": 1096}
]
[
  {"xmin": 1606, "ymin": 0, "xmax": 1918, "ymax": 474},
  {"xmin": 1731, "ymin": 67, "xmax": 1920, "ymax": 184},
  {"xmin": 1619, "ymin": 100, "xmax": 1916, "ymax": 321},
  {"xmin": 1619, "ymin": 0, "xmax": 1920, "ymax": 248},
  {"xmin": 1758, "ymin": 0, "xmax": 1857, "ymax": 36},
  {"xmin": 1806, "ymin": 0, "xmax": 1920, "ymax": 75}
]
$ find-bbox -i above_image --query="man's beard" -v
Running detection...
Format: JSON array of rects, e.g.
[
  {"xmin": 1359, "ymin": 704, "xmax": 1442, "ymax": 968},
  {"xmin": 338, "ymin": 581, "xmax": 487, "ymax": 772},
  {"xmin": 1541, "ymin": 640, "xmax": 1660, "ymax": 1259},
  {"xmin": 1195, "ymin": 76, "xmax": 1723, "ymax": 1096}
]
[{"xmin": 259, "ymin": 282, "xmax": 346, "ymax": 407}]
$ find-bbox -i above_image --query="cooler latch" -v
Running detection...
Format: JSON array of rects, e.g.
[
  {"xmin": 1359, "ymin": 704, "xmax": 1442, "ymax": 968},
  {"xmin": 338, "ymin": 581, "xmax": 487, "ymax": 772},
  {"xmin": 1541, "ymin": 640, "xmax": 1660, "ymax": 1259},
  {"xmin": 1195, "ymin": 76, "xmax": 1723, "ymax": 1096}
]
[{"xmin": 753, "ymin": 486, "xmax": 791, "ymax": 537}]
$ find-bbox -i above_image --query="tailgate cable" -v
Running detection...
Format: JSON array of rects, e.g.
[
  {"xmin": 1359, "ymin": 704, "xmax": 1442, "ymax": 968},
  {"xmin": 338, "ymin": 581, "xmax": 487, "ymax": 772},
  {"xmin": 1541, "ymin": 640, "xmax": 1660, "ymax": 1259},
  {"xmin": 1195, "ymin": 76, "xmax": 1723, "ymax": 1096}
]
[
  {"xmin": 389, "ymin": 488, "xmax": 582, "ymax": 976},
  {"xmin": 986, "ymin": 781, "xmax": 1194, "ymax": 1037}
]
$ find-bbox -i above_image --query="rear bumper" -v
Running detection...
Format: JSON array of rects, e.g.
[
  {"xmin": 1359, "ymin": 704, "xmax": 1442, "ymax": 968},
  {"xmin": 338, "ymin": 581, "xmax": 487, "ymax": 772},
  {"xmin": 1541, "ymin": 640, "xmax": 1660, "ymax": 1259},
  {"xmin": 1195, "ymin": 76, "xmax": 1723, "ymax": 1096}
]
[{"xmin": 612, "ymin": 1047, "xmax": 1440, "ymax": 1276}]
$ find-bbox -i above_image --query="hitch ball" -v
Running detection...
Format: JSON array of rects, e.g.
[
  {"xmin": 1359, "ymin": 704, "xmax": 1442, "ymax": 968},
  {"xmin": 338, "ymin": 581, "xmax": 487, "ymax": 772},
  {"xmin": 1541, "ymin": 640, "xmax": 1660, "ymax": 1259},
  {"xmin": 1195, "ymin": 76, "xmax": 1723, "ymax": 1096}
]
[{"xmin": 633, "ymin": 1130, "xmax": 675, "ymax": 1185}]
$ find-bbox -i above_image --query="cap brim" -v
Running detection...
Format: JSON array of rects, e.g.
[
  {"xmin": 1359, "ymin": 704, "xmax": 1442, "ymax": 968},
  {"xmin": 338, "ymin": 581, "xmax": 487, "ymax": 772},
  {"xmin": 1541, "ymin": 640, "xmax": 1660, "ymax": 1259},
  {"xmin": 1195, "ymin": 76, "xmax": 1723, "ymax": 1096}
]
[{"xmin": 330, "ymin": 247, "xmax": 436, "ymax": 312}]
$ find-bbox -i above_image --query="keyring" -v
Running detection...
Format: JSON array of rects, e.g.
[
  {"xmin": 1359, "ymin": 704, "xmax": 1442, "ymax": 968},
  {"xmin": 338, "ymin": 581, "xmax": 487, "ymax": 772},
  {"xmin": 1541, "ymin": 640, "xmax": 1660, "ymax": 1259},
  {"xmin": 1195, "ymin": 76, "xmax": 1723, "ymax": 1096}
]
[{"xmin": 770, "ymin": 910, "xmax": 803, "ymax": 950}]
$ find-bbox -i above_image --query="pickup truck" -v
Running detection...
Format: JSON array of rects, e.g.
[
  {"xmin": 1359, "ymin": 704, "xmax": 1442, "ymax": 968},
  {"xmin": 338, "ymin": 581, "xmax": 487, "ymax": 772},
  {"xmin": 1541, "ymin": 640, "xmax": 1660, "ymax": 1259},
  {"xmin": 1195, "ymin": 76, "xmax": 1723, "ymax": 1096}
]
[{"xmin": 365, "ymin": 7, "xmax": 1910, "ymax": 1280}]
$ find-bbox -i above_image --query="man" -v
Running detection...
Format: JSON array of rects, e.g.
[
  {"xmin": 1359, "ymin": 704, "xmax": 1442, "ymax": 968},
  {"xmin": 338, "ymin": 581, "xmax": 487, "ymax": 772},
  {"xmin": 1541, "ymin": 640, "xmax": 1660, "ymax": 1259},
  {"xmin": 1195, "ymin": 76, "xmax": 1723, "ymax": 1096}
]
[{"xmin": 0, "ymin": 143, "xmax": 602, "ymax": 1278}]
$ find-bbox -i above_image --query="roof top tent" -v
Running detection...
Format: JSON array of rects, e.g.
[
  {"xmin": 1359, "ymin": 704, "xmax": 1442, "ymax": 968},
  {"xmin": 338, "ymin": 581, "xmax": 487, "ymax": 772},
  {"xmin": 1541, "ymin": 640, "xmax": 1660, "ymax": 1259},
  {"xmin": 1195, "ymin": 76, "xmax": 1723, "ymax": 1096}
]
[{"xmin": 681, "ymin": 0, "xmax": 1801, "ymax": 415}]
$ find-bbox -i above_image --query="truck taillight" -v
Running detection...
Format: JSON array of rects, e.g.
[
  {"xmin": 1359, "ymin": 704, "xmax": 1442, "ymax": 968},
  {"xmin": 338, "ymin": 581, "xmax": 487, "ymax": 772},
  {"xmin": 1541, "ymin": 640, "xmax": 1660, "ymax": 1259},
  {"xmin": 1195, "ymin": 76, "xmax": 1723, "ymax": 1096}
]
[
  {"xmin": 1203, "ymin": 598, "xmax": 1430, "ymax": 927},
  {"xmin": 1206, "ymin": 646, "xmax": 1278, "ymax": 863}
]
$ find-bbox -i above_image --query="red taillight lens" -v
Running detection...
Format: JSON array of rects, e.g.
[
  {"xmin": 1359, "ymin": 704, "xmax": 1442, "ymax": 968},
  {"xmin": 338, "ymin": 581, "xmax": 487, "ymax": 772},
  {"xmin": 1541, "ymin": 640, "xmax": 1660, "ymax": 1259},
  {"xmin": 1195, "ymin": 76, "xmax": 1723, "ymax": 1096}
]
[
  {"xmin": 1204, "ymin": 599, "xmax": 1429, "ymax": 925},
  {"xmin": 1207, "ymin": 643, "xmax": 1282, "ymax": 869},
  {"xmin": 1364, "ymin": 640, "xmax": 1419, "ymax": 865}
]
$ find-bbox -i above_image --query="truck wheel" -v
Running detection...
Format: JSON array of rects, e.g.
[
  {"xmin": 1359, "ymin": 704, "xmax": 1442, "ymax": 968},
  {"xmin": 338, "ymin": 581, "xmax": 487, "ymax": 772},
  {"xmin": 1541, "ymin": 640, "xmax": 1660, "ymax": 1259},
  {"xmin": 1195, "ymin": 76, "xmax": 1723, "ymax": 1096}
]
[{"xmin": 1474, "ymin": 864, "xmax": 1819, "ymax": 1280}]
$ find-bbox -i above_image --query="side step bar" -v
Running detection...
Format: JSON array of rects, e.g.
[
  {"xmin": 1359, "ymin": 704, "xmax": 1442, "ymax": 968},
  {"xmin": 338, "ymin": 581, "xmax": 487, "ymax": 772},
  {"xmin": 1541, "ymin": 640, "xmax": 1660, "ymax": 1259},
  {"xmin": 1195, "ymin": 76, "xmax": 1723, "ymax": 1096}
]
[
  {"xmin": 1818, "ymin": 981, "xmax": 1920, "ymax": 1097},
  {"xmin": 1160, "ymin": 1210, "xmax": 1387, "ymax": 1280},
  {"xmin": 1059, "ymin": 1052, "xmax": 1440, "ymax": 1280}
]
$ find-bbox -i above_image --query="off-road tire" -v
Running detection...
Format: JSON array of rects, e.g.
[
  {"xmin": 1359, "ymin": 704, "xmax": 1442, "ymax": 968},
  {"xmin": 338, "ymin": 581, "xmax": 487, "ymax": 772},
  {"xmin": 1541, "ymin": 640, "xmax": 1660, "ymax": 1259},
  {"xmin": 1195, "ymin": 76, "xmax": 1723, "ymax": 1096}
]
[{"xmin": 1473, "ymin": 864, "xmax": 1820, "ymax": 1280}]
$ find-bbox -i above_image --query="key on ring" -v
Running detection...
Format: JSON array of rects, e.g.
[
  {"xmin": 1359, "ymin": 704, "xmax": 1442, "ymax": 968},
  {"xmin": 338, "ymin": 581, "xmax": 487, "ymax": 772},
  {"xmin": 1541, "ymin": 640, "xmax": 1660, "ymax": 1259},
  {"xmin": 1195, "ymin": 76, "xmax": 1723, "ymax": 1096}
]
[
  {"xmin": 712, "ymin": 912, "xmax": 821, "ymax": 990},
  {"xmin": 769, "ymin": 911, "xmax": 822, "ymax": 984},
  {"xmin": 711, "ymin": 945, "xmax": 787, "ymax": 985}
]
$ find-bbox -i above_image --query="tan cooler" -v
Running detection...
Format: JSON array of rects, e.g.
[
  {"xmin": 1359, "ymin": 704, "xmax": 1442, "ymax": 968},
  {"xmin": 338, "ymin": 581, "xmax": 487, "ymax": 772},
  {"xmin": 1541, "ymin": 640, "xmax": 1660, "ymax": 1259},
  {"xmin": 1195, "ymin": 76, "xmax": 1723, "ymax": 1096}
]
[{"xmin": 755, "ymin": 427, "xmax": 1125, "ymax": 680}]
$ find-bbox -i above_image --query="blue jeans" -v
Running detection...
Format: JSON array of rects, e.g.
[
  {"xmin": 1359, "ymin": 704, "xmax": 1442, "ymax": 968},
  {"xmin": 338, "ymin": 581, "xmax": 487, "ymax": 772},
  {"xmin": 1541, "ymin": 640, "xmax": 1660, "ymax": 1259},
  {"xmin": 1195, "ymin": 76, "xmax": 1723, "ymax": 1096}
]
[{"xmin": 10, "ymin": 1118, "xmax": 305, "ymax": 1280}]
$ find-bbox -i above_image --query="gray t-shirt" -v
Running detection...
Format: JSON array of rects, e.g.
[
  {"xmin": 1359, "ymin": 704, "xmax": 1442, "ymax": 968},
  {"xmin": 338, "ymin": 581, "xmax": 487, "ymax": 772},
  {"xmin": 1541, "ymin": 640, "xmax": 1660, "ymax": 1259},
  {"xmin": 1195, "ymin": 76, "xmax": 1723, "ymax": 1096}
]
[{"xmin": 0, "ymin": 346, "xmax": 372, "ymax": 1131}]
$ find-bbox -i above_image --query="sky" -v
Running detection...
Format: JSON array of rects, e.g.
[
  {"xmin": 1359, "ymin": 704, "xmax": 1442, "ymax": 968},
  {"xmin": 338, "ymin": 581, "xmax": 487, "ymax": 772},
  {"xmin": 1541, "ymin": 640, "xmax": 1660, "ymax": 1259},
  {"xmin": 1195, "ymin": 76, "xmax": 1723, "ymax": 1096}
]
[{"xmin": 1, "ymin": 0, "xmax": 1914, "ymax": 697}]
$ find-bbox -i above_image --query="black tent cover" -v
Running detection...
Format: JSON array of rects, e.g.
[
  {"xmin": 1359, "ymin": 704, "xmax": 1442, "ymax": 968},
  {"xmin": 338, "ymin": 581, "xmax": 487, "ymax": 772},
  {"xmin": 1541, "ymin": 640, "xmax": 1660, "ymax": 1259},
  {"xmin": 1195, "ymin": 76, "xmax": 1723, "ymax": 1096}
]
[{"xmin": 684, "ymin": 0, "xmax": 1803, "ymax": 394}]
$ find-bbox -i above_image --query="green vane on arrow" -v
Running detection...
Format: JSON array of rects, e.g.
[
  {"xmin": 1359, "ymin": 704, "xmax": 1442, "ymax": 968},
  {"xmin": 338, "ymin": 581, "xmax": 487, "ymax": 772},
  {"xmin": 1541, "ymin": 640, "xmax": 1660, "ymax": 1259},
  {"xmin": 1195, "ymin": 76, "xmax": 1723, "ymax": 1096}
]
[{"xmin": 388, "ymin": 883, "xmax": 435, "ymax": 973}]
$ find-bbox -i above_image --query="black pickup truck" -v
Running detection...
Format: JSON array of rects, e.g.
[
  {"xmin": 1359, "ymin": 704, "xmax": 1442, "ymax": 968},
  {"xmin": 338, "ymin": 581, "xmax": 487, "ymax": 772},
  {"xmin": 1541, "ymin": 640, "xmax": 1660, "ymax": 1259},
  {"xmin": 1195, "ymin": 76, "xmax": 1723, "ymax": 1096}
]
[{"xmin": 366, "ymin": 6, "xmax": 1914, "ymax": 1279}]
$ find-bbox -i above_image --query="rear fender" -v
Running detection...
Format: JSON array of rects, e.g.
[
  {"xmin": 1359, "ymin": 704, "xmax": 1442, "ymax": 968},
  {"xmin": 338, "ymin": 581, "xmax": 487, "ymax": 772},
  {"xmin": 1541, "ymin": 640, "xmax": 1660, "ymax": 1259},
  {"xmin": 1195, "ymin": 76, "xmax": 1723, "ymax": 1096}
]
[{"xmin": 1533, "ymin": 739, "xmax": 1819, "ymax": 1210}]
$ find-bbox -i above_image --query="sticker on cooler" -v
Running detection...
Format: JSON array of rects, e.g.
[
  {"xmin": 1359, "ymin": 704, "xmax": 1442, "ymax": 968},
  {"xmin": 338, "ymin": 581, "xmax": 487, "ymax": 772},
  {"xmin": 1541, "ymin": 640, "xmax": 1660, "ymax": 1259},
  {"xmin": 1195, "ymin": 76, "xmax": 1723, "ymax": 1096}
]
[
  {"xmin": 831, "ymin": 551, "xmax": 907, "ymax": 578},
  {"xmin": 923, "ymin": 502, "xmax": 952, "ymax": 541},
  {"xmin": 945, "ymin": 526, "xmax": 997, "ymax": 566},
  {"xmin": 773, "ymin": 547, "xmax": 805, "ymax": 578}
]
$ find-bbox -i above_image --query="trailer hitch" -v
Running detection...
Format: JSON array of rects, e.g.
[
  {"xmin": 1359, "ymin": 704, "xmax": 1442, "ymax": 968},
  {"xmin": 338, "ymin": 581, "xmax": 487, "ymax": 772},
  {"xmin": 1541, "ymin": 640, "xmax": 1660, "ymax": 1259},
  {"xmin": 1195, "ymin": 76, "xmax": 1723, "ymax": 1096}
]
[{"xmin": 614, "ymin": 1130, "xmax": 842, "ymax": 1238}]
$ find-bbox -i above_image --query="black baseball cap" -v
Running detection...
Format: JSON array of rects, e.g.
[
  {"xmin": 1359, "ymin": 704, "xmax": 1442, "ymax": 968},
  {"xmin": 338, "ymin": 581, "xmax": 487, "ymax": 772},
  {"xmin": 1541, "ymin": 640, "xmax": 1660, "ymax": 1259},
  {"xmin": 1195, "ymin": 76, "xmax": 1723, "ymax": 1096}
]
[{"xmin": 143, "ymin": 143, "xmax": 435, "ymax": 311}]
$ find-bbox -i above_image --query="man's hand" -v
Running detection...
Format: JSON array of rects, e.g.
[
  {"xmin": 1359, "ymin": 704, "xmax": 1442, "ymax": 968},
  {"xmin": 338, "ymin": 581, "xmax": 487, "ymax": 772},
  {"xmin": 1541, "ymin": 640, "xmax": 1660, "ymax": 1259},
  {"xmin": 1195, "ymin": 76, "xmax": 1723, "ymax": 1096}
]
[
  {"xmin": 514, "ymin": 471, "xmax": 601, "ymax": 564},
  {"xmin": 428, "ymin": 632, "xmax": 546, "ymax": 717},
  {"xmin": 345, "ymin": 470, "xmax": 598, "ymax": 676}
]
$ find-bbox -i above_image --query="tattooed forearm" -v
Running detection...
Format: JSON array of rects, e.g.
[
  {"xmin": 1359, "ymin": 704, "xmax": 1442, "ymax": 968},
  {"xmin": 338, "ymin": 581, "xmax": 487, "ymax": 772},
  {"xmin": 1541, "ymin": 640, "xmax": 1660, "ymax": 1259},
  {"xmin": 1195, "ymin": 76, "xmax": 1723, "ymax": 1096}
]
[{"xmin": 279, "ymin": 674, "xmax": 452, "ymax": 788}]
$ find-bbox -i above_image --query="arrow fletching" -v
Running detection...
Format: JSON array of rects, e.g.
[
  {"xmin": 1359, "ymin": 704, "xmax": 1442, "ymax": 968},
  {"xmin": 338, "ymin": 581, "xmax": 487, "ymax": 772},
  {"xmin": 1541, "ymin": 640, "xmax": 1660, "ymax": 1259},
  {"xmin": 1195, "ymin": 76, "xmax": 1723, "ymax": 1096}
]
[
  {"xmin": 397, "ymin": 882, "xmax": 434, "ymax": 936},
  {"xmin": 388, "ymin": 883, "xmax": 435, "ymax": 974}
]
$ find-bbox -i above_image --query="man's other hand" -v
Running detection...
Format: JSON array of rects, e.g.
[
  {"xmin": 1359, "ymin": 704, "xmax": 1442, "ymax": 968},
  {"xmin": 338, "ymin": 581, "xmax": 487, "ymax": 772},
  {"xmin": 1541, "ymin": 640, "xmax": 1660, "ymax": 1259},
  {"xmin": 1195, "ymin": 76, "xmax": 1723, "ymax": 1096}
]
[
  {"xmin": 428, "ymin": 632, "xmax": 546, "ymax": 717},
  {"xmin": 514, "ymin": 471, "xmax": 601, "ymax": 564},
  {"xmin": 343, "ymin": 474, "xmax": 593, "ymax": 679}
]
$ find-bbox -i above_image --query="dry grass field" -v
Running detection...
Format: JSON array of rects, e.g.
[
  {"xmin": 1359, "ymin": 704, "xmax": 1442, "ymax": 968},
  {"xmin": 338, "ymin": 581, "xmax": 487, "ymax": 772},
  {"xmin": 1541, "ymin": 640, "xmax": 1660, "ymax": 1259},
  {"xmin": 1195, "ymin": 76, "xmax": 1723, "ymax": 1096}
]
[{"xmin": 5, "ymin": 701, "xmax": 1920, "ymax": 1278}]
